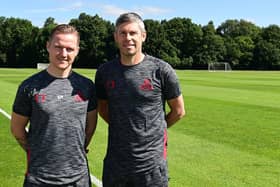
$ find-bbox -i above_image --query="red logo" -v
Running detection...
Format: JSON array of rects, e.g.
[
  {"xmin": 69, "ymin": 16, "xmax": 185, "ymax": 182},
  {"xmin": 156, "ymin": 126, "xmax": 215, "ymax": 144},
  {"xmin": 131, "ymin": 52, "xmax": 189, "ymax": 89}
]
[
  {"xmin": 139, "ymin": 79, "xmax": 153, "ymax": 91},
  {"xmin": 106, "ymin": 80, "xmax": 115, "ymax": 89},
  {"xmin": 74, "ymin": 91, "xmax": 86, "ymax": 102},
  {"xmin": 34, "ymin": 94, "xmax": 46, "ymax": 103}
]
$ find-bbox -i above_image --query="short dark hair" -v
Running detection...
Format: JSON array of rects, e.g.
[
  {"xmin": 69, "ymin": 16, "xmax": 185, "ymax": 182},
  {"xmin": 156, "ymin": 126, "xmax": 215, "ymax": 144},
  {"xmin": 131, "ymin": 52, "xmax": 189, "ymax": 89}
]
[
  {"xmin": 48, "ymin": 24, "xmax": 80, "ymax": 44},
  {"xmin": 115, "ymin": 12, "xmax": 146, "ymax": 32}
]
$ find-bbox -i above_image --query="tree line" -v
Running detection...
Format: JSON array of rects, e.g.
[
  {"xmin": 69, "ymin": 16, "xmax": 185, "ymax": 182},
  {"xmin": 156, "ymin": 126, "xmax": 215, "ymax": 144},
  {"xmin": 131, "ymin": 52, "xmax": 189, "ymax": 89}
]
[{"xmin": 1, "ymin": 13, "xmax": 280, "ymax": 70}]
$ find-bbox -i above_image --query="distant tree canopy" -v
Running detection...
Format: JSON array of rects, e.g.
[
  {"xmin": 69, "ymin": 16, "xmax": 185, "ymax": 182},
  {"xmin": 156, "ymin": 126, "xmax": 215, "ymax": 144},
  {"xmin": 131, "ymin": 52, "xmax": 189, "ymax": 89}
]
[{"xmin": 0, "ymin": 13, "xmax": 280, "ymax": 70}]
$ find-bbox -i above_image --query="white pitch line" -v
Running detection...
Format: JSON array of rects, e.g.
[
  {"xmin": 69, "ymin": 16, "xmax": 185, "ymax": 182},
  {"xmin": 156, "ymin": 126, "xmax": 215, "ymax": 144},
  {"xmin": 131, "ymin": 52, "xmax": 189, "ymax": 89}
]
[
  {"xmin": 0, "ymin": 108, "xmax": 11, "ymax": 120},
  {"xmin": 0, "ymin": 107, "xmax": 103, "ymax": 187},
  {"xmin": 91, "ymin": 175, "xmax": 103, "ymax": 187}
]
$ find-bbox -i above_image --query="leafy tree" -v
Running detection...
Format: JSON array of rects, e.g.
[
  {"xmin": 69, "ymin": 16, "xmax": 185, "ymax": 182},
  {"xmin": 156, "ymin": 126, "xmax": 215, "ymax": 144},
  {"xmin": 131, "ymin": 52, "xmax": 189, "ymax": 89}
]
[
  {"xmin": 0, "ymin": 17, "xmax": 7, "ymax": 65},
  {"xmin": 162, "ymin": 18, "xmax": 202, "ymax": 61},
  {"xmin": 143, "ymin": 19, "xmax": 163, "ymax": 57},
  {"xmin": 0, "ymin": 17, "xmax": 34, "ymax": 67},
  {"xmin": 194, "ymin": 21, "xmax": 225, "ymax": 67},
  {"xmin": 159, "ymin": 39, "xmax": 181, "ymax": 67},
  {"xmin": 261, "ymin": 24, "xmax": 280, "ymax": 48},
  {"xmin": 1, "ymin": 14, "xmax": 280, "ymax": 70},
  {"xmin": 33, "ymin": 17, "xmax": 57, "ymax": 65},
  {"xmin": 234, "ymin": 36, "xmax": 254, "ymax": 69},
  {"xmin": 217, "ymin": 19, "xmax": 260, "ymax": 39},
  {"xmin": 143, "ymin": 19, "xmax": 183, "ymax": 67},
  {"xmin": 250, "ymin": 25, "xmax": 280, "ymax": 69},
  {"xmin": 70, "ymin": 13, "xmax": 116, "ymax": 68},
  {"xmin": 43, "ymin": 17, "xmax": 56, "ymax": 28},
  {"xmin": 19, "ymin": 26, "xmax": 41, "ymax": 67},
  {"xmin": 217, "ymin": 19, "xmax": 260, "ymax": 68},
  {"xmin": 253, "ymin": 40, "xmax": 280, "ymax": 69},
  {"xmin": 222, "ymin": 37, "xmax": 241, "ymax": 66}
]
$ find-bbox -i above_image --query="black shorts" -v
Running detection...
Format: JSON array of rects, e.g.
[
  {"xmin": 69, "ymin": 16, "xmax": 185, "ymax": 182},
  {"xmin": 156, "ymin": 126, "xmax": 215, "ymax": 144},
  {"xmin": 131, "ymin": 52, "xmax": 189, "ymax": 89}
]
[
  {"xmin": 23, "ymin": 173, "xmax": 91, "ymax": 187},
  {"xmin": 102, "ymin": 162, "xmax": 168, "ymax": 187}
]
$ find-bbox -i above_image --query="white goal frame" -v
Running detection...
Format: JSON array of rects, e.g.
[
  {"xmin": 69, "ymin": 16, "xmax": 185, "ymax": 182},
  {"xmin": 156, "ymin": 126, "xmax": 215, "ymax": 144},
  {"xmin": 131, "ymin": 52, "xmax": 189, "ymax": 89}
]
[
  {"xmin": 37, "ymin": 63, "xmax": 49, "ymax": 70},
  {"xmin": 208, "ymin": 62, "xmax": 232, "ymax": 72}
]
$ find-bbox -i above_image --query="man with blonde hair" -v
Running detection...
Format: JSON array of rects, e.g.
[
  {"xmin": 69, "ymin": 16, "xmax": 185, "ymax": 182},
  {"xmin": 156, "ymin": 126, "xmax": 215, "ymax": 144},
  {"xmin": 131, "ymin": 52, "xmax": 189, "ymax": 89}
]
[{"xmin": 11, "ymin": 24, "xmax": 97, "ymax": 187}]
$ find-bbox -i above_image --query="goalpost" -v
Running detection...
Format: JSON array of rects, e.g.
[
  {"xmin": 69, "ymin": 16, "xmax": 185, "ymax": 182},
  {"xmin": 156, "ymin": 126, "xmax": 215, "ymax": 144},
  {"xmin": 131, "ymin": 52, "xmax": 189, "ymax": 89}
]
[
  {"xmin": 37, "ymin": 63, "xmax": 49, "ymax": 70},
  {"xmin": 208, "ymin": 62, "xmax": 232, "ymax": 72}
]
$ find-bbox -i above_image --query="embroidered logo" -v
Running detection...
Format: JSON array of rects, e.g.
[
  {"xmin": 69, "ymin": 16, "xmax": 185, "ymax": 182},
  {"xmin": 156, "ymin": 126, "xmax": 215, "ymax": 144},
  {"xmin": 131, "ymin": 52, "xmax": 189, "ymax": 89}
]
[
  {"xmin": 57, "ymin": 95, "xmax": 63, "ymax": 100},
  {"xmin": 34, "ymin": 94, "xmax": 46, "ymax": 103},
  {"xmin": 74, "ymin": 91, "xmax": 86, "ymax": 102},
  {"xmin": 106, "ymin": 80, "xmax": 115, "ymax": 89},
  {"xmin": 139, "ymin": 79, "xmax": 153, "ymax": 91}
]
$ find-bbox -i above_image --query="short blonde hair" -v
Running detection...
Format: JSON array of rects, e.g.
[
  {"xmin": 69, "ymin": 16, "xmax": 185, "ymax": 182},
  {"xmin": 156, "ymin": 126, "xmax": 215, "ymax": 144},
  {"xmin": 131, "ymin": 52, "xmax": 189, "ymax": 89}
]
[{"xmin": 48, "ymin": 24, "xmax": 80, "ymax": 44}]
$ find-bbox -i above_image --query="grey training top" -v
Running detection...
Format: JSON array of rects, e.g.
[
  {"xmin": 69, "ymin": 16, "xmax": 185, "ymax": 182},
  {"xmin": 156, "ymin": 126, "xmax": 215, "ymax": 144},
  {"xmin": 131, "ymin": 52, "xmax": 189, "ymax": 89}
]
[
  {"xmin": 95, "ymin": 55, "xmax": 181, "ymax": 176},
  {"xmin": 13, "ymin": 70, "xmax": 97, "ymax": 185}
]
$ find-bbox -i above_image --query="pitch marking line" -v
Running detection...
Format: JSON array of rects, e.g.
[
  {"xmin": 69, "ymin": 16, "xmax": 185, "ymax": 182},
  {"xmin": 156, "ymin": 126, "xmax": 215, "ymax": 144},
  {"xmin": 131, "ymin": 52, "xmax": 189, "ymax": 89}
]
[
  {"xmin": 0, "ymin": 108, "xmax": 11, "ymax": 120},
  {"xmin": 0, "ymin": 107, "xmax": 103, "ymax": 187}
]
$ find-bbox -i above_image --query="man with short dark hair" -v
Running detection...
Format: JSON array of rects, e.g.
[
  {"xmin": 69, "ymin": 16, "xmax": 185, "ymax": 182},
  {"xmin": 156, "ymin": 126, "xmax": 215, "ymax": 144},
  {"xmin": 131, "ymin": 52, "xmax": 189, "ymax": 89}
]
[{"xmin": 95, "ymin": 12, "xmax": 186, "ymax": 187}]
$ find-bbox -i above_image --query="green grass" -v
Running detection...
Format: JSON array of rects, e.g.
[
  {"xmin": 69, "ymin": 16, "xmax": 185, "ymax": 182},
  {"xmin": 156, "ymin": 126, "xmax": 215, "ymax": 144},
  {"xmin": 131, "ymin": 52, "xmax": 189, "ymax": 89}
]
[{"xmin": 0, "ymin": 68, "xmax": 280, "ymax": 187}]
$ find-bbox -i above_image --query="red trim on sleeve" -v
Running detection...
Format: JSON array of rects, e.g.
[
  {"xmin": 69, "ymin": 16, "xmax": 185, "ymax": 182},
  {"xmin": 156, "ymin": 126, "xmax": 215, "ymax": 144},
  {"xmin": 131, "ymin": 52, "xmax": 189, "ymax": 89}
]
[{"xmin": 163, "ymin": 128, "xmax": 168, "ymax": 160}]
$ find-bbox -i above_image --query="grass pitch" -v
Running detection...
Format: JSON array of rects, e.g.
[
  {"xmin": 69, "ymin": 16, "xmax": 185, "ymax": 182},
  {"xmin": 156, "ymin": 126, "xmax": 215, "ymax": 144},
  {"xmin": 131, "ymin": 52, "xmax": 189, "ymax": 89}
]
[{"xmin": 0, "ymin": 68, "xmax": 279, "ymax": 187}]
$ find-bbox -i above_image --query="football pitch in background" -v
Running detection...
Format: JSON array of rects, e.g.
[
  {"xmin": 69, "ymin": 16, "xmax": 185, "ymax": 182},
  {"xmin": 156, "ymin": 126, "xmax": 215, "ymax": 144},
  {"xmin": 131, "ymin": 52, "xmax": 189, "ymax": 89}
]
[{"xmin": 0, "ymin": 68, "xmax": 279, "ymax": 187}]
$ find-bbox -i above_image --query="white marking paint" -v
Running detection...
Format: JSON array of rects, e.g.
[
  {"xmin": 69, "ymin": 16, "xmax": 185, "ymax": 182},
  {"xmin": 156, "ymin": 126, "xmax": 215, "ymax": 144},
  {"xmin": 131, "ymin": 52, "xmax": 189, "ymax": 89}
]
[{"xmin": 0, "ymin": 107, "xmax": 102, "ymax": 187}]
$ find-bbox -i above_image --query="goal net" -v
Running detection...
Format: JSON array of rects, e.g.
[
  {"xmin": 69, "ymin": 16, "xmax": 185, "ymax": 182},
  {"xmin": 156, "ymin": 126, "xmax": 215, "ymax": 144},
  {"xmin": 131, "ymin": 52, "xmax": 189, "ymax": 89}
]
[
  {"xmin": 37, "ymin": 63, "xmax": 49, "ymax": 70},
  {"xmin": 208, "ymin": 62, "xmax": 232, "ymax": 72}
]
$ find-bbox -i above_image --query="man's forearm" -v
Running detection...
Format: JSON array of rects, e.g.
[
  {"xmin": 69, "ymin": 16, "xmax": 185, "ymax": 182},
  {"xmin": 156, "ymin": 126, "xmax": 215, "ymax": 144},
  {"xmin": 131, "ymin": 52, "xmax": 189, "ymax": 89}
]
[
  {"xmin": 84, "ymin": 110, "xmax": 98, "ymax": 152},
  {"xmin": 10, "ymin": 112, "xmax": 30, "ymax": 152},
  {"xmin": 166, "ymin": 95, "xmax": 186, "ymax": 128},
  {"xmin": 166, "ymin": 111, "xmax": 182, "ymax": 128},
  {"xmin": 15, "ymin": 135, "xmax": 28, "ymax": 151}
]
